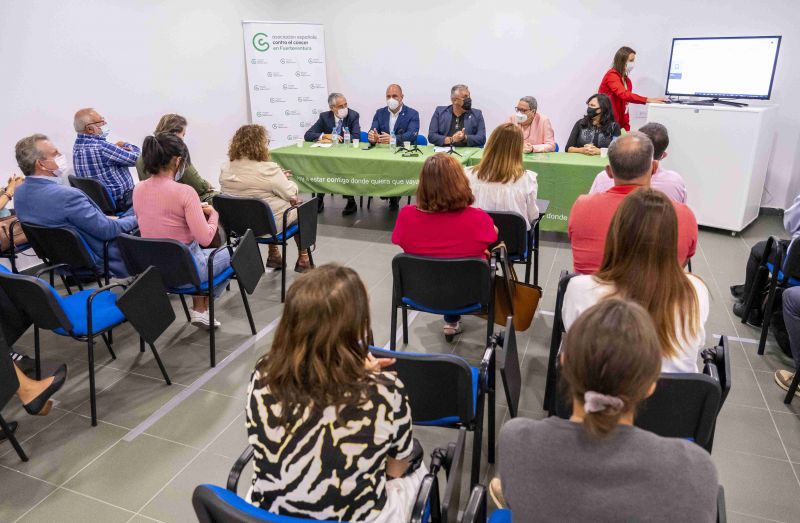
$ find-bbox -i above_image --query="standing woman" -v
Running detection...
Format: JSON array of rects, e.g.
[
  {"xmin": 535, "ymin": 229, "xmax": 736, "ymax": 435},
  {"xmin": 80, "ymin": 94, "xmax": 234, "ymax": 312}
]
[{"xmin": 599, "ymin": 46, "xmax": 667, "ymax": 132}]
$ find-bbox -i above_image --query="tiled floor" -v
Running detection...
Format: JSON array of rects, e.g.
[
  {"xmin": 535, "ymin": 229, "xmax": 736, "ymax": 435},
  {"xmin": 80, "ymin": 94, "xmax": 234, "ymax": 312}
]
[{"xmin": 1, "ymin": 197, "xmax": 799, "ymax": 522}]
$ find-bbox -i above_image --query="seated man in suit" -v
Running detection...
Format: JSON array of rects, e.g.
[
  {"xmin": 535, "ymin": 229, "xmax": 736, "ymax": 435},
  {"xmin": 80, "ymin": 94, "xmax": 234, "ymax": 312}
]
[
  {"xmin": 304, "ymin": 92, "xmax": 362, "ymax": 215},
  {"xmin": 428, "ymin": 84, "xmax": 486, "ymax": 147},
  {"xmin": 368, "ymin": 83, "xmax": 421, "ymax": 210},
  {"xmin": 13, "ymin": 134, "xmax": 138, "ymax": 278}
]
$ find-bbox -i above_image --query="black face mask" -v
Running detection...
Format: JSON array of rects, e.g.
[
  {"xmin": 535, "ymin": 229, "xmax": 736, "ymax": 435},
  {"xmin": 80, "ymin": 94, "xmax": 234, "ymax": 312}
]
[
  {"xmin": 586, "ymin": 107, "xmax": 600, "ymax": 118},
  {"xmin": 461, "ymin": 97, "xmax": 472, "ymax": 111}
]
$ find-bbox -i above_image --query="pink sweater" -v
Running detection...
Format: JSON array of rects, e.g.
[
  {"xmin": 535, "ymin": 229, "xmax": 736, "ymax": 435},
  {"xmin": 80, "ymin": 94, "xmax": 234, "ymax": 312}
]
[
  {"xmin": 132, "ymin": 175, "xmax": 218, "ymax": 245},
  {"xmin": 506, "ymin": 113, "xmax": 556, "ymax": 153}
]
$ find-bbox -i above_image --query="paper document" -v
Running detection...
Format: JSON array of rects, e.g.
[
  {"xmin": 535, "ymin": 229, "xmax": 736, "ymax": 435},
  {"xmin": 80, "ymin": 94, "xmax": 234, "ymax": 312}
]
[
  {"xmin": 433, "ymin": 146, "xmax": 452, "ymax": 153},
  {"xmin": 311, "ymin": 142, "xmax": 333, "ymax": 148}
]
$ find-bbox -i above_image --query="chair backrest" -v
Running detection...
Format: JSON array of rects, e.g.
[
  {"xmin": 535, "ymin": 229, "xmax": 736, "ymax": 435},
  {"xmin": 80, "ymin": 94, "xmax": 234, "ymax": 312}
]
[
  {"xmin": 487, "ymin": 211, "xmax": 528, "ymax": 259},
  {"xmin": 781, "ymin": 236, "xmax": 800, "ymax": 282},
  {"xmin": 68, "ymin": 175, "xmax": 117, "ymax": 215},
  {"xmin": 0, "ymin": 270, "xmax": 71, "ymax": 332},
  {"xmin": 0, "ymin": 265, "xmax": 32, "ymax": 345},
  {"xmin": 295, "ymin": 198, "xmax": 318, "ymax": 251},
  {"xmin": 544, "ymin": 271, "xmax": 576, "ymax": 413},
  {"xmin": 392, "ymin": 254, "xmax": 491, "ymax": 312},
  {"xmin": 554, "ymin": 143, "xmax": 559, "ymax": 152},
  {"xmin": 703, "ymin": 335, "xmax": 731, "ymax": 409},
  {"xmin": 417, "ymin": 135, "xmax": 428, "ymax": 146},
  {"xmin": 369, "ymin": 346, "xmax": 476, "ymax": 424},
  {"xmin": 213, "ymin": 194, "xmax": 278, "ymax": 238},
  {"xmin": 20, "ymin": 223, "xmax": 97, "ymax": 272},
  {"xmin": 117, "ymin": 234, "xmax": 201, "ymax": 289},
  {"xmin": 498, "ymin": 317, "xmax": 522, "ymax": 418},
  {"xmin": 0, "ymin": 333, "xmax": 20, "ymax": 408},
  {"xmin": 359, "ymin": 131, "xmax": 368, "ymax": 143}
]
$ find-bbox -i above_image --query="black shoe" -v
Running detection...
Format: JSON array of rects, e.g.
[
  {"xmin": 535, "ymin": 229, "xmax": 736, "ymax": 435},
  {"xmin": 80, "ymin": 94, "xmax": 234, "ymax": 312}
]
[
  {"xmin": 342, "ymin": 199, "xmax": 357, "ymax": 216},
  {"xmin": 15, "ymin": 356, "xmax": 36, "ymax": 377},
  {"xmin": 23, "ymin": 364, "xmax": 67, "ymax": 416},
  {"xmin": 388, "ymin": 197, "xmax": 400, "ymax": 211},
  {"xmin": 317, "ymin": 197, "xmax": 325, "ymax": 213},
  {"xmin": 0, "ymin": 421, "xmax": 19, "ymax": 442},
  {"xmin": 733, "ymin": 301, "xmax": 763, "ymax": 327},
  {"xmin": 730, "ymin": 284, "xmax": 745, "ymax": 299}
]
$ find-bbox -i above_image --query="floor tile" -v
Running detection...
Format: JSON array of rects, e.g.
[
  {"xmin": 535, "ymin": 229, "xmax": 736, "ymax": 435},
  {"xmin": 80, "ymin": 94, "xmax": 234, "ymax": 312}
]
[
  {"xmin": 0, "ymin": 466, "xmax": 57, "ymax": 522},
  {"xmin": 18, "ymin": 487, "xmax": 133, "ymax": 523}
]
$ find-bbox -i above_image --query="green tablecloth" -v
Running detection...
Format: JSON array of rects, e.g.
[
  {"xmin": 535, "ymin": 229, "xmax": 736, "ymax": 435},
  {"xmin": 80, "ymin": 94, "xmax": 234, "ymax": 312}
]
[
  {"xmin": 270, "ymin": 144, "xmax": 481, "ymax": 197},
  {"xmin": 466, "ymin": 151, "xmax": 609, "ymax": 232}
]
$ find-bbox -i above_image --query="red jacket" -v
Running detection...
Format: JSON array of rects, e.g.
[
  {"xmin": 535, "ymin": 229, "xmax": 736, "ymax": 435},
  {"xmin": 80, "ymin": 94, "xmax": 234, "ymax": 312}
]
[{"xmin": 598, "ymin": 68, "xmax": 647, "ymax": 132}]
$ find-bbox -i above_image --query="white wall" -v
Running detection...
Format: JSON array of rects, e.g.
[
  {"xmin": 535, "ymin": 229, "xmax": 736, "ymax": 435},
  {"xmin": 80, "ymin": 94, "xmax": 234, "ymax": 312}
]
[
  {"xmin": 1, "ymin": 0, "xmax": 798, "ymax": 209},
  {"xmin": 271, "ymin": 0, "xmax": 800, "ymax": 209}
]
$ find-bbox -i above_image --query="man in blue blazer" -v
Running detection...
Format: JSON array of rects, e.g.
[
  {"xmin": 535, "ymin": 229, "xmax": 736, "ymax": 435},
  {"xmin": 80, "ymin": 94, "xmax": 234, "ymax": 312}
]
[
  {"xmin": 428, "ymin": 84, "xmax": 486, "ymax": 147},
  {"xmin": 13, "ymin": 134, "xmax": 138, "ymax": 278},
  {"xmin": 367, "ymin": 84, "xmax": 421, "ymax": 210},
  {"xmin": 304, "ymin": 92, "xmax": 361, "ymax": 215}
]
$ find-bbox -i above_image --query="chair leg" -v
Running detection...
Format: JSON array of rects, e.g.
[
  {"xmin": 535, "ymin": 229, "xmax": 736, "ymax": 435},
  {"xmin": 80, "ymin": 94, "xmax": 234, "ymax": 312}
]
[
  {"xmin": 407, "ymin": 196, "xmax": 411, "ymax": 205},
  {"xmin": 470, "ymin": 424, "xmax": 483, "ymax": 488},
  {"xmin": 100, "ymin": 333, "xmax": 117, "ymax": 360},
  {"xmin": 758, "ymin": 281, "xmax": 780, "ymax": 356},
  {"xmin": 88, "ymin": 337, "xmax": 97, "ymax": 426},
  {"xmin": 487, "ymin": 384, "xmax": 496, "ymax": 465},
  {"xmin": 359, "ymin": 196, "xmax": 364, "ymax": 208},
  {"xmin": 741, "ymin": 266, "xmax": 768, "ymax": 325},
  {"xmin": 533, "ymin": 225, "xmax": 540, "ymax": 286},
  {"xmin": 149, "ymin": 342, "xmax": 172, "ymax": 385},
  {"xmin": 0, "ymin": 415, "xmax": 27, "ymax": 462},
  {"xmin": 179, "ymin": 295, "xmax": 192, "ymax": 322},
  {"xmin": 34, "ymin": 326, "xmax": 41, "ymax": 380},
  {"xmin": 402, "ymin": 305, "xmax": 409, "ymax": 345},
  {"xmin": 139, "ymin": 336, "xmax": 145, "ymax": 353},
  {"xmin": 390, "ymin": 303, "xmax": 398, "ymax": 351},
  {"xmin": 280, "ymin": 241, "xmax": 287, "ymax": 303},
  {"xmin": 238, "ymin": 279, "xmax": 257, "ymax": 335},
  {"xmin": 525, "ymin": 257, "xmax": 532, "ymax": 286},
  {"xmin": 784, "ymin": 369, "xmax": 800, "ymax": 404},
  {"xmin": 9, "ymin": 252, "xmax": 18, "ymax": 273},
  {"xmin": 367, "ymin": 197, "xmax": 372, "ymax": 210},
  {"xmin": 209, "ymin": 292, "xmax": 216, "ymax": 367}
]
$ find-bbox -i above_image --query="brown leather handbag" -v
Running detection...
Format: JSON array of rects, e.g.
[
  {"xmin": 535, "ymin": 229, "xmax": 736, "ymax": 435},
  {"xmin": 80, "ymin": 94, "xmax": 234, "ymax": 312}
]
[
  {"xmin": 493, "ymin": 245, "xmax": 542, "ymax": 331},
  {"xmin": 0, "ymin": 217, "xmax": 27, "ymax": 252}
]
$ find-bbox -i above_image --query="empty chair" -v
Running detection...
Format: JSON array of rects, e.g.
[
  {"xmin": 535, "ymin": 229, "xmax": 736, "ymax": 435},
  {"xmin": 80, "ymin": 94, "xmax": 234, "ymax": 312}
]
[
  {"xmin": 487, "ymin": 200, "xmax": 549, "ymax": 285},
  {"xmin": 68, "ymin": 175, "xmax": 122, "ymax": 216}
]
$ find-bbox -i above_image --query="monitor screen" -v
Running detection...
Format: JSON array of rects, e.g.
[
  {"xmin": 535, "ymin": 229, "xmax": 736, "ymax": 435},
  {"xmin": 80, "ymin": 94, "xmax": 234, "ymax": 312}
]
[{"xmin": 665, "ymin": 36, "xmax": 781, "ymax": 99}]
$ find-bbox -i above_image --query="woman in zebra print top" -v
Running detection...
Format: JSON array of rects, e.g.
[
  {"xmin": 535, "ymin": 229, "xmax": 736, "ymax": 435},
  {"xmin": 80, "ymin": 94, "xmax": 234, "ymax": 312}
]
[{"xmin": 246, "ymin": 264, "xmax": 422, "ymax": 522}]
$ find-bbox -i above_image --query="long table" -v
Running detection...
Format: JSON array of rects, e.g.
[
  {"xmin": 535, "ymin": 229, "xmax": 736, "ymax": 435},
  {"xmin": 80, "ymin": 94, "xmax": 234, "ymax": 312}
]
[
  {"xmin": 466, "ymin": 151, "xmax": 609, "ymax": 233},
  {"xmin": 271, "ymin": 144, "xmax": 481, "ymax": 197},
  {"xmin": 270, "ymin": 144, "xmax": 607, "ymax": 232}
]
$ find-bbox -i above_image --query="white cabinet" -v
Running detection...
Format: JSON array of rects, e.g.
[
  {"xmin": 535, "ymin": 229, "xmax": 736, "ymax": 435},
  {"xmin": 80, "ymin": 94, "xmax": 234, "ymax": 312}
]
[{"xmin": 646, "ymin": 103, "xmax": 777, "ymax": 233}]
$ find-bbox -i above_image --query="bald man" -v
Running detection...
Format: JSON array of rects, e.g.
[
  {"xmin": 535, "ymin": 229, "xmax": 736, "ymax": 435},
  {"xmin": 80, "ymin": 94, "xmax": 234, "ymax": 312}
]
[
  {"xmin": 72, "ymin": 108, "xmax": 139, "ymax": 211},
  {"xmin": 368, "ymin": 84, "xmax": 420, "ymax": 146}
]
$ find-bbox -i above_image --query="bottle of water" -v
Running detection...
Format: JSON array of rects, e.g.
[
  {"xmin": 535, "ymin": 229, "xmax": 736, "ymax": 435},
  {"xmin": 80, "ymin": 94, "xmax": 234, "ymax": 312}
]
[
  {"xmin": 343, "ymin": 127, "xmax": 351, "ymax": 147},
  {"xmin": 390, "ymin": 130, "xmax": 397, "ymax": 151}
]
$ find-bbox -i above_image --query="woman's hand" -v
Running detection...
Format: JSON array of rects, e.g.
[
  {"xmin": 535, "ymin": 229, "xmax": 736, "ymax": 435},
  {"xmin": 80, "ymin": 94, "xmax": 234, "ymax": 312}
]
[
  {"xmin": 582, "ymin": 144, "xmax": 600, "ymax": 155},
  {"xmin": 523, "ymin": 143, "xmax": 534, "ymax": 154},
  {"xmin": 283, "ymin": 169, "xmax": 293, "ymax": 178},
  {"xmin": 202, "ymin": 204, "xmax": 215, "ymax": 216},
  {"xmin": 365, "ymin": 353, "xmax": 395, "ymax": 373},
  {"xmin": 647, "ymin": 97, "xmax": 668, "ymax": 103}
]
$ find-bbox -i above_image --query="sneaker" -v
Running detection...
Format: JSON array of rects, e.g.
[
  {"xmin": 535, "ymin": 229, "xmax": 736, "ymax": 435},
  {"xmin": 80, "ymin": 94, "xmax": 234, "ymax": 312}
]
[
  {"xmin": 774, "ymin": 370, "xmax": 799, "ymax": 395},
  {"xmin": 443, "ymin": 321, "xmax": 462, "ymax": 342},
  {"xmin": 190, "ymin": 310, "xmax": 221, "ymax": 329},
  {"xmin": 489, "ymin": 477, "xmax": 507, "ymax": 508}
]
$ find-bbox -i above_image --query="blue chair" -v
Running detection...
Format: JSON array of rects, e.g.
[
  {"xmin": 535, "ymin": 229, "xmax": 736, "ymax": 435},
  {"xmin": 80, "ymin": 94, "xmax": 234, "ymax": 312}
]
[
  {"xmin": 390, "ymin": 254, "xmax": 496, "ymax": 347},
  {"xmin": 417, "ymin": 135, "xmax": 428, "ymax": 146},
  {"xmin": 0, "ymin": 266, "xmax": 171, "ymax": 426},
  {"xmin": 554, "ymin": 142, "xmax": 559, "ymax": 152},
  {"xmin": 359, "ymin": 130, "xmax": 368, "ymax": 143},
  {"xmin": 0, "ymin": 218, "xmax": 33, "ymax": 273},
  {"xmin": 487, "ymin": 199, "xmax": 549, "ymax": 286},
  {"xmin": 68, "ymin": 175, "xmax": 126, "ymax": 217},
  {"xmin": 213, "ymin": 195, "xmax": 317, "ymax": 303}
]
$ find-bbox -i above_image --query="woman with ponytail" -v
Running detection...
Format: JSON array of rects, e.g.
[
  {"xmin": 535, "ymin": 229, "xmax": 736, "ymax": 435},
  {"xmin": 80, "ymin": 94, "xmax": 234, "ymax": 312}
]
[
  {"xmin": 494, "ymin": 299, "xmax": 718, "ymax": 521},
  {"xmin": 133, "ymin": 133, "xmax": 231, "ymax": 328}
]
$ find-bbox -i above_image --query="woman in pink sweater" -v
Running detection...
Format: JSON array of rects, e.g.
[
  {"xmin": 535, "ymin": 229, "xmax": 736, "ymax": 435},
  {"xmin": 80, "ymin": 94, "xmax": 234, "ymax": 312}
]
[{"xmin": 133, "ymin": 133, "xmax": 231, "ymax": 329}]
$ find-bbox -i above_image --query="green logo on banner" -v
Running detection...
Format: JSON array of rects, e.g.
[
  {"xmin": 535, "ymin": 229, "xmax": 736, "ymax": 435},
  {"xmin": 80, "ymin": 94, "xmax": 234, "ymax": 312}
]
[{"xmin": 253, "ymin": 33, "xmax": 270, "ymax": 52}]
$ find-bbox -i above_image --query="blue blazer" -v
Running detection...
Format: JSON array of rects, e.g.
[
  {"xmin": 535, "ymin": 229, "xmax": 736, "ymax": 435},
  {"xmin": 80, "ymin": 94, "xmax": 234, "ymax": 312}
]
[
  {"xmin": 13, "ymin": 176, "xmax": 138, "ymax": 277},
  {"xmin": 304, "ymin": 110, "xmax": 361, "ymax": 142},
  {"xmin": 427, "ymin": 105, "xmax": 486, "ymax": 147},
  {"xmin": 369, "ymin": 105, "xmax": 420, "ymax": 144}
]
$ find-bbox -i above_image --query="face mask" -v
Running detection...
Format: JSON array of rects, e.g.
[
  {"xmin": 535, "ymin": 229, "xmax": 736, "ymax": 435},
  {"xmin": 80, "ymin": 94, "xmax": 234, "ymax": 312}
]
[
  {"xmin": 98, "ymin": 123, "xmax": 111, "ymax": 138},
  {"xmin": 175, "ymin": 159, "xmax": 186, "ymax": 182},
  {"xmin": 586, "ymin": 107, "xmax": 600, "ymax": 118},
  {"xmin": 514, "ymin": 111, "xmax": 528, "ymax": 124},
  {"xmin": 625, "ymin": 63, "xmax": 634, "ymax": 74},
  {"xmin": 44, "ymin": 154, "xmax": 68, "ymax": 177},
  {"xmin": 387, "ymin": 98, "xmax": 400, "ymax": 111},
  {"xmin": 461, "ymin": 97, "xmax": 472, "ymax": 111},
  {"xmin": 336, "ymin": 108, "xmax": 348, "ymax": 119}
]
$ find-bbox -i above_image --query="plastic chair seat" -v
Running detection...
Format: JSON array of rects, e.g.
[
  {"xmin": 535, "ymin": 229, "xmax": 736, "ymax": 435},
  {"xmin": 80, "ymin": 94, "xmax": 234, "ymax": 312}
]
[
  {"xmin": 255, "ymin": 223, "xmax": 299, "ymax": 244},
  {"xmin": 489, "ymin": 509, "xmax": 513, "ymax": 523},
  {"xmin": 198, "ymin": 485, "xmax": 352, "ymax": 523},
  {"xmin": 415, "ymin": 367, "xmax": 479, "ymax": 427},
  {"xmin": 53, "ymin": 289, "xmax": 125, "ymax": 336},
  {"xmin": 766, "ymin": 262, "xmax": 800, "ymax": 287},
  {"xmin": 169, "ymin": 266, "xmax": 235, "ymax": 294},
  {"xmin": 401, "ymin": 297, "xmax": 483, "ymax": 316}
]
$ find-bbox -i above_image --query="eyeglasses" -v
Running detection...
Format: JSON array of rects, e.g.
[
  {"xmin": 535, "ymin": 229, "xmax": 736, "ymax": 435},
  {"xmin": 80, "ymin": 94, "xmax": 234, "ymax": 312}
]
[{"xmin": 514, "ymin": 107, "xmax": 531, "ymax": 113}]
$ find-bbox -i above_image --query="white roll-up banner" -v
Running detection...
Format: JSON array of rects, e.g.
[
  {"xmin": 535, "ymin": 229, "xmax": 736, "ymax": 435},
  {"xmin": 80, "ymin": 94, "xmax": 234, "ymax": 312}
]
[{"xmin": 242, "ymin": 21, "xmax": 328, "ymax": 148}]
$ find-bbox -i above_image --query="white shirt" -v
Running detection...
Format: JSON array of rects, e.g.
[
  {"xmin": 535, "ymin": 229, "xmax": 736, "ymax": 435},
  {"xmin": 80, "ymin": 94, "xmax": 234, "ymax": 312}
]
[
  {"xmin": 389, "ymin": 107, "xmax": 400, "ymax": 136},
  {"xmin": 465, "ymin": 167, "xmax": 539, "ymax": 229},
  {"xmin": 562, "ymin": 274, "xmax": 710, "ymax": 373}
]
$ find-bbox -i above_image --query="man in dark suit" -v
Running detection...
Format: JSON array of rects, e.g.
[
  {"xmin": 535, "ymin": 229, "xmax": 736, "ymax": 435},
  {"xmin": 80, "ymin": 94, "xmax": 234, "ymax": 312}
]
[
  {"xmin": 428, "ymin": 84, "xmax": 486, "ymax": 147},
  {"xmin": 367, "ymin": 84, "xmax": 421, "ymax": 210},
  {"xmin": 304, "ymin": 93, "xmax": 361, "ymax": 215}
]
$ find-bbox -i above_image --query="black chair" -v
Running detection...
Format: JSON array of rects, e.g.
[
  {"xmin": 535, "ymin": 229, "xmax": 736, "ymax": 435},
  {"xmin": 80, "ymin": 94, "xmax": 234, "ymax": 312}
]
[
  {"xmin": 487, "ymin": 199, "xmax": 549, "ymax": 286},
  {"xmin": 369, "ymin": 344, "xmax": 497, "ymax": 488},
  {"xmin": 213, "ymin": 195, "xmax": 318, "ymax": 303},
  {"xmin": 21, "ymin": 222, "xmax": 110, "ymax": 287},
  {"xmin": 0, "ymin": 334, "xmax": 28, "ymax": 462},
  {"xmin": 117, "ymin": 232, "xmax": 259, "ymax": 367},
  {"xmin": 68, "ymin": 175, "xmax": 121, "ymax": 216},
  {"xmin": 741, "ymin": 236, "xmax": 800, "ymax": 357},
  {"xmin": 496, "ymin": 317, "xmax": 522, "ymax": 418},
  {"xmin": 0, "ymin": 218, "xmax": 33, "ymax": 273},
  {"xmin": 543, "ymin": 270, "xmax": 576, "ymax": 413},
  {"xmin": 390, "ymin": 254, "xmax": 496, "ymax": 348},
  {"xmin": 0, "ymin": 267, "xmax": 171, "ymax": 426},
  {"xmin": 193, "ymin": 431, "xmax": 466, "ymax": 523}
]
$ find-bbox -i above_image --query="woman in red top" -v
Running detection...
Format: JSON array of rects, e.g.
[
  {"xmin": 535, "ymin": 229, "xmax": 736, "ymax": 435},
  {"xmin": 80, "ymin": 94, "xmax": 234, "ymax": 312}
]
[
  {"xmin": 392, "ymin": 153, "xmax": 497, "ymax": 340},
  {"xmin": 598, "ymin": 46, "xmax": 667, "ymax": 131}
]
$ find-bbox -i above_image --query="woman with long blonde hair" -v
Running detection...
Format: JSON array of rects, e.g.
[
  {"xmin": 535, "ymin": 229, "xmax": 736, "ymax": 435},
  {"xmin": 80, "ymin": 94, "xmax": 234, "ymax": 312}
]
[
  {"xmin": 562, "ymin": 188, "xmax": 709, "ymax": 372},
  {"xmin": 465, "ymin": 123, "xmax": 539, "ymax": 228}
]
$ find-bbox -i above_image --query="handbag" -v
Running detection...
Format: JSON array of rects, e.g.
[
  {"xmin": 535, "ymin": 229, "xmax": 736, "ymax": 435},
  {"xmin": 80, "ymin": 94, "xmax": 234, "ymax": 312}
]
[
  {"xmin": 493, "ymin": 245, "xmax": 542, "ymax": 331},
  {"xmin": 0, "ymin": 217, "xmax": 27, "ymax": 252}
]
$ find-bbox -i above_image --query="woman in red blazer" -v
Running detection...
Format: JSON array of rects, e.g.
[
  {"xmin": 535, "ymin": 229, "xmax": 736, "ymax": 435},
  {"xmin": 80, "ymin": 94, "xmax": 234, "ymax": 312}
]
[{"xmin": 598, "ymin": 46, "xmax": 667, "ymax": 131}]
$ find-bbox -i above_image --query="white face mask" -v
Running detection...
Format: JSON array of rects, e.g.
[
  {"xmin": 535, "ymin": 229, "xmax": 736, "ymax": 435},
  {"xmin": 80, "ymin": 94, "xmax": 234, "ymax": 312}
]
[
  {"xmin": 514, "ymin": 111, "xmax": 528, "ymax": 124},
  {"xmin": 43, "ymin": 154, "xmax": 68, "ymax": 177},
  {"xmin": 99, "ymin": 123, "xmax": 111, "ymax": 138},
  {"xmin": 336, "ymin": 108, "xmax": 348, "ymax": 119},
  {"xmin": 387, "ymin": 98, "xmax": 400, "ymax": 111},
  {"xmin": 625, "ymin": 63, "xmax": 634, "ymax": 74}
]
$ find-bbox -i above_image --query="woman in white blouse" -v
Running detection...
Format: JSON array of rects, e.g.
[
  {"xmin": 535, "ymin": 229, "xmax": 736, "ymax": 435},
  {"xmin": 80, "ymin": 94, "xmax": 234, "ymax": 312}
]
[
  {"xmin": 562, "ymin": 188, "xmax": 709, "ymax": 373},
  {"xmin": 465, "ymin": 123, "xmax": 538, "ymax": 228}
]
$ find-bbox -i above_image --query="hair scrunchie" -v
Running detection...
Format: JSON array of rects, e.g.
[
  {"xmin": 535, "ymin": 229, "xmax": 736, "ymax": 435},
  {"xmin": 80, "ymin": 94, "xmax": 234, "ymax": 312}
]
[{"xmin": 583, "ymin": 391, "xmax": 624, "ymax": 413}]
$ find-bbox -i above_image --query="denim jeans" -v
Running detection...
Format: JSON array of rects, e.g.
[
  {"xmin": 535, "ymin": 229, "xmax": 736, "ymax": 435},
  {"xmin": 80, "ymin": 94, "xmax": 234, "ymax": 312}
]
[
  {"xmin": 783, "ymin": 286, "xmax": 800, "ymax": 368},
  {"xmin": 181, "ymin": 241, "xmax": 232, "ymax": 298}
]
